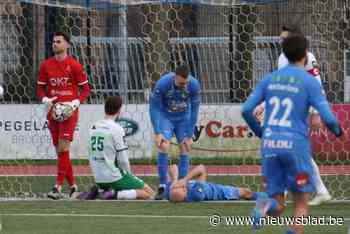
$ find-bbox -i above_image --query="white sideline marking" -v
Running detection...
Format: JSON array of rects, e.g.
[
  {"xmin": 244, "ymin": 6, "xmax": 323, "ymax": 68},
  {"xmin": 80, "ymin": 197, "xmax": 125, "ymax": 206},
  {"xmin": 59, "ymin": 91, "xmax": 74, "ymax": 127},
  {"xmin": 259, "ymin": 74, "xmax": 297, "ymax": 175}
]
[
  {"xmin": 1, "ymin": 199, "xmax": 350, "ymax": 204},
  {"xmin": 0, "ymin": 213, "xmax": 208, "ymax": 219},
  {"xmin": 0, "ymin": 213, "xmax": 349, "ymax": 222}
]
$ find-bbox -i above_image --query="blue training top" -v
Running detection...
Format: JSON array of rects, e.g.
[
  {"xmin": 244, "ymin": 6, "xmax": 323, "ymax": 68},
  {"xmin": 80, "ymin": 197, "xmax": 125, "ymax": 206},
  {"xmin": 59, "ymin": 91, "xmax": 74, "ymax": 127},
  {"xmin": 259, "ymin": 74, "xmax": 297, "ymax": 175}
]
[
  {"xmin": 149, "ymin": 72, "xmax": 200, "ymax": 136},
  {"xmin": 242, "ymin": 64, "xmax": 341, "ymax": 140}
]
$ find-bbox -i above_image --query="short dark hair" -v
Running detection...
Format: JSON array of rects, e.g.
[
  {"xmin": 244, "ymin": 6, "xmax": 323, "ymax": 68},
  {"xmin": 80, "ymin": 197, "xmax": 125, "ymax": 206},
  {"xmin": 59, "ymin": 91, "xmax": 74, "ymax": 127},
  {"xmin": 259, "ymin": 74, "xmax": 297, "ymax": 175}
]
[
  {"xmin": 282, "ymin": 34, "xmax": 308, "ymax": 63},
  {"xmin": 105, "ymin": 96, "xmax": 122, "ymax": 115},
  {"xmin": 281, "ymin": 24, "xmax": 302, "ymax": 35},
  {"xmin": 53, "ymin": 31, "xmax": 71, "ymax": 44},
  {"xmin": 175, "ymin": 64, "xmax": 190, "ymax": 78}
]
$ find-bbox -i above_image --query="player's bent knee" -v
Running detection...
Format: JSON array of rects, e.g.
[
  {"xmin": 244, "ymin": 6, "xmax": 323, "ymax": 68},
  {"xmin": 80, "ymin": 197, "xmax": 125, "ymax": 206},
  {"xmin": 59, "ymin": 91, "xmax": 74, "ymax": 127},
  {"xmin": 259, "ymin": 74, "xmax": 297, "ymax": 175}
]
[
  {"xmin": 158, "ymin": 141, "xmax": 170, "ymax": 152},
  {"xmin": 58, "ymin": 139, "xmax": 71, "ymax": 152}
]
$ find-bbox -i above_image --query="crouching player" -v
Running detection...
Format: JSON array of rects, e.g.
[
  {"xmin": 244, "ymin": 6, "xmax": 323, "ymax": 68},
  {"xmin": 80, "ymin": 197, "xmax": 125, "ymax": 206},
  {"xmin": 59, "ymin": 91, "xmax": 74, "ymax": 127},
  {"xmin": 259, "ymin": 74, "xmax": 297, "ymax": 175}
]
[
  {"xmin": 87, "ymin": 96, "xmax": 154, "ymax": 200},
  {"xmin": 166, "ymin": 164, "xmax": 266, "ymax": 202}
]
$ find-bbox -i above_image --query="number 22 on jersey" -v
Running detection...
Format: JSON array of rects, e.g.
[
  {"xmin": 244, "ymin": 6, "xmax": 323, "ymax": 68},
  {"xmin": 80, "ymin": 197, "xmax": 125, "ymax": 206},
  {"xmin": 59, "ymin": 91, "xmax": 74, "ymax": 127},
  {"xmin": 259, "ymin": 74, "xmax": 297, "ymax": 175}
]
[{"xmin": 267, "ymin": 96, "xmax": 293, "ymax": 127}]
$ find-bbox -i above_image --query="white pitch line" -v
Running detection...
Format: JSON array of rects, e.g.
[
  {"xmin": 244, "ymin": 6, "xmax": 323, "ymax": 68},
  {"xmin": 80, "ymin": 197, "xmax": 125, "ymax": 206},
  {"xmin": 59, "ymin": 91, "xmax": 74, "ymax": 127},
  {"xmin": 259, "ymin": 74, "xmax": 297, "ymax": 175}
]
[
  {"xmin": 0, "ymin": 213, "xmax": 208, "ymax": 219},
  {"xmin": 0, "ymin": 213, "xmax": 350, "ymax": 222}
]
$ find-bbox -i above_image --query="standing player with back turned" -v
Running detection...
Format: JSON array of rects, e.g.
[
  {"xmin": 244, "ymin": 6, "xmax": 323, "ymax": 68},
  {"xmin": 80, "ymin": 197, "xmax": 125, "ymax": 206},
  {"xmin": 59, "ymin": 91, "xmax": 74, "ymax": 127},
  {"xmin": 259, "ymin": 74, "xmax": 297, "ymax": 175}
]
[
  {"xmin": 37, "ymin": 32, "xmax": 90, "ymax": 199},
  {"xmin": 278, "ymin": 24, "xmax": 332, "ymax": 206},
  {"xmin": 242, "ymin": 34, "xmax": 342, "ymax": 234},
  {"xmin": 254, "ymin": 24, "xmax": 332, "ymax": 205}
]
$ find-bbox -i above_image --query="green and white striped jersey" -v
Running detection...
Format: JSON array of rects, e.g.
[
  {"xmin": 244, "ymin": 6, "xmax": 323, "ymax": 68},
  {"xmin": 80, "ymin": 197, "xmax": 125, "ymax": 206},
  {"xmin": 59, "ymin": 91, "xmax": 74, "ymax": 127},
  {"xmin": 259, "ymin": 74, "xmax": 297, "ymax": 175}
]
[{"xmin": 88, "ymin": 119, "xmax": 128, "ymax": 183}]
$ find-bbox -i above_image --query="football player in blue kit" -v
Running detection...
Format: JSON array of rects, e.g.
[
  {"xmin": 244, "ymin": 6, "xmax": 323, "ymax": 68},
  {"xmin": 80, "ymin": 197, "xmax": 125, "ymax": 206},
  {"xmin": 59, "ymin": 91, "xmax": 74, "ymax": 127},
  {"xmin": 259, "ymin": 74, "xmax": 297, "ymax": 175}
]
[
  {"xmin": 165, "ymin": 164, "xmax": 266, "ymax": 202},
  {"xmin": 241, "ymin": 34, "xmax": 342, "ymax": 234},
  {"xmin": 149, "ymin": 65, "xmax": 200, "ymax": 199}
]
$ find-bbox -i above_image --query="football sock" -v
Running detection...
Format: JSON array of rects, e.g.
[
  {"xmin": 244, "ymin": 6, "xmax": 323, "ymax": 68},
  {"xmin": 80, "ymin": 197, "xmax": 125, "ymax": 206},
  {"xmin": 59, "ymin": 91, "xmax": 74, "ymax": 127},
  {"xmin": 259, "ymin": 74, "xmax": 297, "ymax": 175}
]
[
  {"xmin": 179, "ymin": 154, "xmax": 189, "ymax": 179},
  {"xmin": 266, "ymin": 198, "xmax": 279, "ymax": 216},
  {"xmin": 56, "ymin": 151, "xmax": 69, "ymax": 186},
  {"xmin": 65, "ymin": 152, "xmax": 75, "ymax": 186},
  {"xmin": 117, "ymin": 190, "xmax": 137, "ymax": 200},
  {"xmin": 157, "ymin": 152, "xmax": 168, "ymax": 187},
  {"xmin": 311, "ymin": 158, "xmax": 329, "ymax": 195}
]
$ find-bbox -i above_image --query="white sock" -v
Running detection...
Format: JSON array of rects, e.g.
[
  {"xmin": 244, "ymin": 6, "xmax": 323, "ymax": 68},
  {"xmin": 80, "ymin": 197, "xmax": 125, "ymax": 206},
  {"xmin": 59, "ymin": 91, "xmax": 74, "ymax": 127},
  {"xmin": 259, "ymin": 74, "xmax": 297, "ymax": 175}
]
[
  {"xmin": 117, "ymin": 190, "xmax": 137, "ymax": 200},
  {"xmin": 311, "ymin": 158, "xmax": 329, "ymax": 195}
]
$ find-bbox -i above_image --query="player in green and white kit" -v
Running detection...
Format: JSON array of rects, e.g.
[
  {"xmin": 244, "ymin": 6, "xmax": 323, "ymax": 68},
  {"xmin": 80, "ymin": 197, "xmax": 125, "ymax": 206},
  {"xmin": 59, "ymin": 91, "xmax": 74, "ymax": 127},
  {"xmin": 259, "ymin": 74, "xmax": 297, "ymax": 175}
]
[{"xmin": 88, "ymin": 96, "xmax": 154, "ymax": 200}]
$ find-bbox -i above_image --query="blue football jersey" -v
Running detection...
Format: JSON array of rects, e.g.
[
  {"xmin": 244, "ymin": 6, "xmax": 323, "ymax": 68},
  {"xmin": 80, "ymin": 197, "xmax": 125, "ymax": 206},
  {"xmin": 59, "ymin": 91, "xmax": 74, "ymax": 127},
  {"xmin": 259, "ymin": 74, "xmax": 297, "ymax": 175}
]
[
  {"xmin": 186, "ymin": 181, "xmax": 240, "ymax": 202},
  {"xmin": 149, "ymin": 72, "xmax": 200, "ymax": 136},
  {"xmin": 242, "ymin": 64, "xmax": 341, "ymax": 140}
]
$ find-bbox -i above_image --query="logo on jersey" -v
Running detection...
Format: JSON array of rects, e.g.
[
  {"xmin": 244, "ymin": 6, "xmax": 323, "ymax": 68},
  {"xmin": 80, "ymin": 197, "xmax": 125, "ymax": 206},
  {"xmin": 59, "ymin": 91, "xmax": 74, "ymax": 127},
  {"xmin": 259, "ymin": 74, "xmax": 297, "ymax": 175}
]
[
  {"xmin": 295, "ymin": 172, "xmax": 309, "ymax": 187},
  {"xmin": 49, "ymin": 77, "xmax": 71, "ymax": 87},
  {"xmin": 308, "ymin": 61, "xmax": 320, "ymax": 76},
  {"xmin": 116, "ymin": 118, "xmax": 139, "ymax": 137}
]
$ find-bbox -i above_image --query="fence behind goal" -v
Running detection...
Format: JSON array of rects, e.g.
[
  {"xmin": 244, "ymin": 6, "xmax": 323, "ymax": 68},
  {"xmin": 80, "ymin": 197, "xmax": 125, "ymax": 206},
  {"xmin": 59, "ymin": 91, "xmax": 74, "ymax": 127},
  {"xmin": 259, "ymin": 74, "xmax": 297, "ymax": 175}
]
[{"xmin": 0, "ymin": 0, "xmax": 349, "ymax": 200}]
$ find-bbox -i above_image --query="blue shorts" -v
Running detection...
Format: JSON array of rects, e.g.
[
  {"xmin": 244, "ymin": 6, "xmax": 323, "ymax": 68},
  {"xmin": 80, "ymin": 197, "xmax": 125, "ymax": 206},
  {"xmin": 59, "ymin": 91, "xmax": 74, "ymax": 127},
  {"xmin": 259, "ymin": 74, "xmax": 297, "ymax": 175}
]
[
  {"xmin": 160, "ymin": 117, "xmax": 189, "ymax": 143},
  {"xmin": 261, "ymin": 135, "xmax": 316, "ymax": 197}
]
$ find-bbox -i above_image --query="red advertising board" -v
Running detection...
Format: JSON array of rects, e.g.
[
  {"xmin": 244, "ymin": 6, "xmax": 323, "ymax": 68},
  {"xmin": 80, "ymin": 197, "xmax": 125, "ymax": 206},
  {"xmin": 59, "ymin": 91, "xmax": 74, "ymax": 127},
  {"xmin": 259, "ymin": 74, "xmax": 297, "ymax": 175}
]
[{"xmin": 310, "ymin": 104, "xmax": 350, "ymax": 160}]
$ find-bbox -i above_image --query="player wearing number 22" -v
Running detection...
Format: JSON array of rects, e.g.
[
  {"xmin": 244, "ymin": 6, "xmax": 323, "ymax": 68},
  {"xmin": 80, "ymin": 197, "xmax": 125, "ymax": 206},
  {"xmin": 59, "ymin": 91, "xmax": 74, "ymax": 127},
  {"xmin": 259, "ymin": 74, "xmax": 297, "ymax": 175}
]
[
  {"xmin": 149, "ymin": 65, "xmax": 200, "ymax": 199},
  {"xmin": 36, "ymin": 32, "xmax": 90, "ymax": 199},
  {"xmin": 241, "ymin": 34, "xmax": 342, "ymax": 234}
]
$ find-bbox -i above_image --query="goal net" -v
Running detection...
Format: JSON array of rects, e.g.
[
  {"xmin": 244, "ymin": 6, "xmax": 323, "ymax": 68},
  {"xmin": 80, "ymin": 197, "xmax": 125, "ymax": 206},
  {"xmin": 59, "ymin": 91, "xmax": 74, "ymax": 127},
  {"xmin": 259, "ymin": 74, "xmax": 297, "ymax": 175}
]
[{"xmin": 0, "ymin": 0, "xmax": 349, "ymax": 200}]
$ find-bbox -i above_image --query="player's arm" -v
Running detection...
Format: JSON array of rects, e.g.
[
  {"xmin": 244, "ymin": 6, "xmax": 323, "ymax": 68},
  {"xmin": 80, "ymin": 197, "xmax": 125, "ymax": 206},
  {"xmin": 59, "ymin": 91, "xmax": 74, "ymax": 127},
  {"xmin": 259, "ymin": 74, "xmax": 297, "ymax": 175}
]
[
  {"xmin": 169, "ymin": 164, "xmax": 179, "ymax": 182},
  {"xmin": 113, "ymin": 129, "xmax": 131, "ymax": 173},
  {"xmin": 149, "ymin": 80, "xmax": 166, "ymax": 134},
  {"xmin": 307, "ymin": 53, "xmax": 323, "ymax": 112},
  {"xmin": 307, "ymin": 52, "xmax": 322, "ymax": 85},
  {"xmin": 307, "ymin": 78, "xmax": 342, "ymax": 137},
  {"xmin": 187, "ymin": 79, "xmax": 201, "ymax": 138},
  {"xmin": 71, "ymin": 62, "xmax": 90, "ymax": 109},
  {"xmin": 241, "ymin": 77, "xmax": 268, "ymax": 138},
  {"xmin": 36, "ymin": 62, "xmax": 57, "ymax": 106},
  {"xmin": 182, "ymin": 164, "xmax": 207, "ymax": 182}
]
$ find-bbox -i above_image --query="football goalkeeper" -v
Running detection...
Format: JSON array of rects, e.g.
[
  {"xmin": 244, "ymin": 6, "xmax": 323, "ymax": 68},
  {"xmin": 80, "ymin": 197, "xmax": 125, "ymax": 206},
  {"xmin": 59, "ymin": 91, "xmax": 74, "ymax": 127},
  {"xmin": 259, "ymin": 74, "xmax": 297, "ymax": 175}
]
[
  {"xmin": 85, "ymin": 96, "xmax": 154, "ymax": 200},
  {"xmin": 166, "ymin": 164, "xmax": 266, "ymax": 202},
  {"xmin": 36, "ymin": 31, "xmax": 90, "ymax": 199}
]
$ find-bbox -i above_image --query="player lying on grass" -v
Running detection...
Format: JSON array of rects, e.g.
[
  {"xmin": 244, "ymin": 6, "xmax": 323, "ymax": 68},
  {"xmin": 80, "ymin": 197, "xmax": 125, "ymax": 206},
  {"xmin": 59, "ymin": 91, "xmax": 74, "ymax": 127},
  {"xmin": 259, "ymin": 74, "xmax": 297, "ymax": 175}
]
[
  {"xmin": 79, "ymin": 96, "xmax": 154, "ymax": 200},
  {"xmin": 166, "ymin": 164, "xmax": 267, "ymax": 202}
]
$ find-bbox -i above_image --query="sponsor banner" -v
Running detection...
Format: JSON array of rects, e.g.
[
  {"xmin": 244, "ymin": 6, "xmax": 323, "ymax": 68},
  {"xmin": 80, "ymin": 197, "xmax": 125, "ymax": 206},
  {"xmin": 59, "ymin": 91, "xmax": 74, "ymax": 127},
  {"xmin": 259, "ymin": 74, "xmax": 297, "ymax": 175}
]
[
  {"xmin": 310, "ymin": 104, "xmax": 350, "ymax": 160},
  {"xmin": 0, "ymin": 104, "xmax": 258, "ymax": 159},
  {"xmin": 4, "ymin": 103, "xmax": 349, "ymax": 160},
  {"xmin": 0, "ymin": 104, "xmax": 153, "ymax": 159}
]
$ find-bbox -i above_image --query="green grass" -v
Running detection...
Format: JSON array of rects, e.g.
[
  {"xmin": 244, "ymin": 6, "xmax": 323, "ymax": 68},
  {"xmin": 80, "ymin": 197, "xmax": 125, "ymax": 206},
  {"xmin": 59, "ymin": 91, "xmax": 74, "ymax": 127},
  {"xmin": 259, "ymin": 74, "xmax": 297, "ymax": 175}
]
[
  {"xmin": 0, "ymin": 174, "xmax": 349, "ymax": 233},
  {"xmin": 0, "ymin": 175, "xmax": 350, "ymax": 200},
  {"xmin": 0, "ymin": 201, "xmax": 349, "ymax": 234}
]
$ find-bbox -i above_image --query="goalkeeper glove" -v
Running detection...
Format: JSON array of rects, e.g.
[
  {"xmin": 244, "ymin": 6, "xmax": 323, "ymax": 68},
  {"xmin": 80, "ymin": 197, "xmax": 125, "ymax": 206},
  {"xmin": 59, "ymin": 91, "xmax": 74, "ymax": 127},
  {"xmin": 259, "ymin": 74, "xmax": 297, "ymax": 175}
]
[
  {"xmin": 69, "ymin": 99, "xmax": 80, "ymax": 110},
  {"xmin": 42, "ymin": 96, "xmax": 57, "ymax": 107},
  {"xmin": 0, "ymin": 85, "xmax": 3, "ymax": 98}
]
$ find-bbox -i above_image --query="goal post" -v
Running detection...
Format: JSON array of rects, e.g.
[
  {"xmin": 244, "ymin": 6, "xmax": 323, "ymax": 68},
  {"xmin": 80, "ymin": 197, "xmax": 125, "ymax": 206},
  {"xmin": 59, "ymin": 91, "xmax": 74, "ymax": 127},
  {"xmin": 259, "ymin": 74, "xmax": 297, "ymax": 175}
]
[{"xmin": 0, "ymin": 0, "xmax": 349, "ymax": 200}]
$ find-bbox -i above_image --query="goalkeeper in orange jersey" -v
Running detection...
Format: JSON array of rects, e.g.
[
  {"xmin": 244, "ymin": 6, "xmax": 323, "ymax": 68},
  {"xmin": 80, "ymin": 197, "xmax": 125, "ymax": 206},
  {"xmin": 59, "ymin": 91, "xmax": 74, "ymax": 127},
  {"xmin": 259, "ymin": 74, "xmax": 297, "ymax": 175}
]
[{"xmin": 36, "ymin": 32, "xmax": 90, "ymax": 199}]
